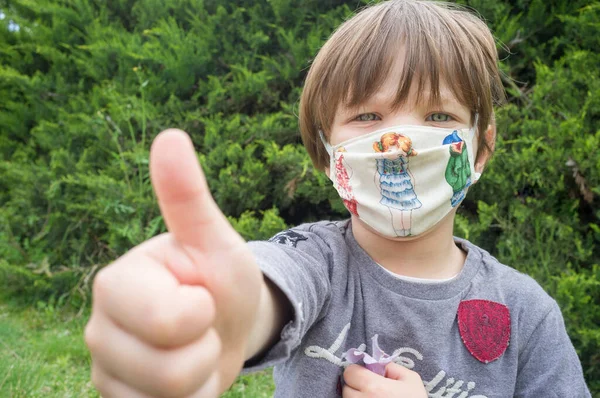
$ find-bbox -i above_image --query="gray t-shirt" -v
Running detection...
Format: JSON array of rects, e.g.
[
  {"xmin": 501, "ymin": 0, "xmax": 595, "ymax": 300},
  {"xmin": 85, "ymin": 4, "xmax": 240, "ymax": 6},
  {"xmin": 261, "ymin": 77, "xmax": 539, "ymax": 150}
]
[{"xmin": 244, "ymin": 220, "xmax": 591, "ymax": 398}]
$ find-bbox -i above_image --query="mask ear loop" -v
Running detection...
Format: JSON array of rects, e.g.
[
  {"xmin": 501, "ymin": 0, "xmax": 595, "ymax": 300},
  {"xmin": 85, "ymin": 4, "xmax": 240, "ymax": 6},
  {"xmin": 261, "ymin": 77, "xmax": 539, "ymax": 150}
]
[
  {"xmin": 471, "ymin": 113, "xmax": 482, "ymax": 182},
  {"xmin": 319, "ymin": 130, "xmax": 333, "ymax": 156},
  {"xmin": 319, "ymin": 130, "xmax": 338, "ymax": 186}
]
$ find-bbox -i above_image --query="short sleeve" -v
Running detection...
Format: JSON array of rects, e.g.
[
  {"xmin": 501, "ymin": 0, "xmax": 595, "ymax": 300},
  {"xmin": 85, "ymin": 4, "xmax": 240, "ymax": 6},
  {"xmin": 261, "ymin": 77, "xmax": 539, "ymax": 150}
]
[
  {"xmin": 242, "ymin": 226, "xmax": 333, "ymax": 372},
  {"xmin": 514, "ymin": 300, "xmax": 592, "ymax": 397}
]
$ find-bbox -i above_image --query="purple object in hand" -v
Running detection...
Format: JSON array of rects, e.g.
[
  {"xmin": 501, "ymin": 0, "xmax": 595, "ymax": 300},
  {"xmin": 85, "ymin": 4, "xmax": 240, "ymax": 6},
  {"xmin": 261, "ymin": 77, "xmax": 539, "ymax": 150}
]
[{"xmin": 344, "ymin": 334, "xmax": 400, "ymax": 376}]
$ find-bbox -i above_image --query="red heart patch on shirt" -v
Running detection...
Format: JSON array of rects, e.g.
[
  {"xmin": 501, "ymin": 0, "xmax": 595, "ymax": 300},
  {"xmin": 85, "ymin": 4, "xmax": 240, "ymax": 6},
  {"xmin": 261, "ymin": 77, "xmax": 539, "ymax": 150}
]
[{"xmin": 458, "ymin": 299, "xmax": 511, "ymax": 364}]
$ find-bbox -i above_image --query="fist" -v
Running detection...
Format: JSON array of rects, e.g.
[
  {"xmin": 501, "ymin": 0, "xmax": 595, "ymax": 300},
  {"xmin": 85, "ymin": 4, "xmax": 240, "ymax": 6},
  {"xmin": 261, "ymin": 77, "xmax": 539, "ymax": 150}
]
[{"xmin": 85, "ymin": 130, "xmax": 263, "ymax": 397}]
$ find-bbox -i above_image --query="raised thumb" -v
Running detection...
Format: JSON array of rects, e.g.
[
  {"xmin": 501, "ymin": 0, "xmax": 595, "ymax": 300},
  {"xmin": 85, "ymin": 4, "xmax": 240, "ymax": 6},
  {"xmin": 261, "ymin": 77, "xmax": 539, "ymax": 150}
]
[{"xmin": 149, "ymin": 129, "xmax": 244, "ymax": 253}]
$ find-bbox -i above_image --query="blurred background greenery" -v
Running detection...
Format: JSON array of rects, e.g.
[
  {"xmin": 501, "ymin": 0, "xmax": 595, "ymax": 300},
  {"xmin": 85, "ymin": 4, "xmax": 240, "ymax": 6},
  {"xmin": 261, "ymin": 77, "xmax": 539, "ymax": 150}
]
[{"xmin": 0, "ymin": 0, "xmax": 598, "ymax": 396}]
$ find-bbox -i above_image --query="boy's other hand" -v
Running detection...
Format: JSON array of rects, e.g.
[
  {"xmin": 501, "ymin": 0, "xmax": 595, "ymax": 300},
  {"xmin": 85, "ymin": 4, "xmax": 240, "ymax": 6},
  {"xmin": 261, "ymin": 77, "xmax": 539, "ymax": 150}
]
[
  {"xmin": 85, "ymin": 129, "xmax": 263, "ymax": 397},
  {"xmin": 342, "ymin": 363, "xmax": 427, "ymax": 398}
]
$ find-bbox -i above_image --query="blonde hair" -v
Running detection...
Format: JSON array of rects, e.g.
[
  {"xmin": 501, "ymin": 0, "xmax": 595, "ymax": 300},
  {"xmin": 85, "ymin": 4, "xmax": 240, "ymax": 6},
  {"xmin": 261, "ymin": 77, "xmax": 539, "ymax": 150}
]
[
  {"xmin": 373, "ymin": 133, "xmax": 418, "ymax": 156},
  {"xmin": 299, "ymin": 0, "xmax": 506, "ymax": 170}
]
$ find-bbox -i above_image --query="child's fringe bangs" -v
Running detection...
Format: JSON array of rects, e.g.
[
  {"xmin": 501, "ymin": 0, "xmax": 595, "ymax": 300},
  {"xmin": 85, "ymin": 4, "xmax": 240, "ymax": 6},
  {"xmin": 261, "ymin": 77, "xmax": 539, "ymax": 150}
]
[{"xmin": 301, "ymin": 0, "xmax": 505, "ymax": 170}]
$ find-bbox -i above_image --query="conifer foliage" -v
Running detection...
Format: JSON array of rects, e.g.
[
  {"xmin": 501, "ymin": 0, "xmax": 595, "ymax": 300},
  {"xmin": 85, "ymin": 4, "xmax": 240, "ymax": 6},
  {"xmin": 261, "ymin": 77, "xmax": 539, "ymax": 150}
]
[{"xmin": 0, "ymin": 0, "xmax": 598, "ymax": 391}]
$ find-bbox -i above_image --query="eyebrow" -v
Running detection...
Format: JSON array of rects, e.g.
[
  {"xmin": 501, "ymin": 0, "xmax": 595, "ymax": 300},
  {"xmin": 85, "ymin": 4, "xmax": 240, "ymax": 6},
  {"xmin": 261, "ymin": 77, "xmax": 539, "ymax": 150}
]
[{"xmin": 344, "ymin": 91, "xmax": 464, "ymax": 113}]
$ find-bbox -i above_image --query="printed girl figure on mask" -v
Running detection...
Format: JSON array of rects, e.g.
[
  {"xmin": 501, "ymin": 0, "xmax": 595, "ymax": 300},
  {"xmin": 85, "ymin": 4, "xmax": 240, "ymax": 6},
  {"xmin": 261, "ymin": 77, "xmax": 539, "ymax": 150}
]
[
  {"xmin": 372, "ymin": 133, "xmax": 421, "ymax": 236},
  {"xmin": 335, "ymin": 147, "xmax": 359, "ymax": 216}
]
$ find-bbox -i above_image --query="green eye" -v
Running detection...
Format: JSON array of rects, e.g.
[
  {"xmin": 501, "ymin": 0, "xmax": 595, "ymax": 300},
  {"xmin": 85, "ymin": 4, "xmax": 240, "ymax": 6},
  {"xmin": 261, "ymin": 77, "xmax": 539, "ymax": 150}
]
[
  {"xmin": 356, "ymin": 113, "xmax": 380, "ymax": 122},
  {"xmin": 429, "ymin": 113, "xmax": 451, "ymax": 122}
]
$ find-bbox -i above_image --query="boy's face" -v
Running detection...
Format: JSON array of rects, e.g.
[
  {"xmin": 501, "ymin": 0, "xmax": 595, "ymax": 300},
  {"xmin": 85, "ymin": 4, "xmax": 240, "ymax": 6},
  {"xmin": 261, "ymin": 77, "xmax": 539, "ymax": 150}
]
[
  {"xmin": 321, "ymin": 54, "xmax": 495, "ymax": 243},
  {"xmin": 328, "ymin": 56, "xmax": 474, "ymax": 150}
]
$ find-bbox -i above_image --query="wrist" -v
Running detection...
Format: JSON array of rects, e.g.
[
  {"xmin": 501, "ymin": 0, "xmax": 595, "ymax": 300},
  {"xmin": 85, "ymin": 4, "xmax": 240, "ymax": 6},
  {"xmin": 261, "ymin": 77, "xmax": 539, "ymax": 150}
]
[{"xmin": 244, "ymin": 275, "xmax": 292, "ymax": 361}]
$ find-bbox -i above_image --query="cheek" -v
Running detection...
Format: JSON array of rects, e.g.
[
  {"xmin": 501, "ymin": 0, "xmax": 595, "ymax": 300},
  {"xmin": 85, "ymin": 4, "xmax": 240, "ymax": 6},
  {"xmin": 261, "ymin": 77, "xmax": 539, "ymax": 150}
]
[{"xmin": 329, "ymin": 126, "xmax": 364, "ymax": 146}]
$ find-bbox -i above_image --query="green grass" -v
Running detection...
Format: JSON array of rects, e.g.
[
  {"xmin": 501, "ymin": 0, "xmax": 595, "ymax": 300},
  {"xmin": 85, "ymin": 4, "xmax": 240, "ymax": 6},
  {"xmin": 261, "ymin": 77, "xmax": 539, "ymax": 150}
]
[
  {"xmin": 0, "ymin": 301, "xmax": 95, "ymax": 397},
  {"xmin": 0, "ymin": 299, "xmax": 274, "ymax": 397},
  {"xmin": 221, "ymin": 372, "xmax": 275, "ymax": 398}
]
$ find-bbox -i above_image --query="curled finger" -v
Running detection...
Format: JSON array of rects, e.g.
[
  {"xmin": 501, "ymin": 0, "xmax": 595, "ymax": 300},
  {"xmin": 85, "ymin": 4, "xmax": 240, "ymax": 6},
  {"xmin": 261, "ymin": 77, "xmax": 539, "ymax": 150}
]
[
  {"xmin": 93, "ymin": 257, "xmax": 216, "ymax": 348},
  {"xmin": 91, "ymin": 364, "xmax": 150, "ymax": 398},
  {"xmin": 87, "ymin": 312, "xmax": 221, "ymax": 398}
]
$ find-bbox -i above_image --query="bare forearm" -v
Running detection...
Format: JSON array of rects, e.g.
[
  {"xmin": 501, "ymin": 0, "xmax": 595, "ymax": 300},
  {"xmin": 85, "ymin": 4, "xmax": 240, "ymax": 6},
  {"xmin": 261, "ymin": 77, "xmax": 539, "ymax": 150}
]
[{"xmin": 244, "ymin": 275, "xmax": 293, "ymax": 361}]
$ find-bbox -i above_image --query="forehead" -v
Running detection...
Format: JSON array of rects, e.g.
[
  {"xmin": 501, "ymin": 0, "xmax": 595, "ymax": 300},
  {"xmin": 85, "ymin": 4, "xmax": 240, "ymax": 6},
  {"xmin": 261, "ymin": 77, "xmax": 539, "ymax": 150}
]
[
  {"xmin": 380, "ymin": 55, "xmax": 460, "ymax": 101},
  {"xmin": 338, "ymin": 54, "xmax": 468, "ymax": 114},
  {"xmin": 336, "ymin": 34, "xmax": 476, "ymax": 117},
  {"xmin": 306, "ymin": 0, "xmax": 497, "ymax": 141}
]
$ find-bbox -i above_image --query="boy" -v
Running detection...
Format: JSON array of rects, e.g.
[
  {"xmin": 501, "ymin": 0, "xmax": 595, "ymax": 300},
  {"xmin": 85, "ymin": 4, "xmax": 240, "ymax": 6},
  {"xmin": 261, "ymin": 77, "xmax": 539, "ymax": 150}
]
[{"xmin": 84, "ymin": 1, "xmax": 591, "ymax": 397}]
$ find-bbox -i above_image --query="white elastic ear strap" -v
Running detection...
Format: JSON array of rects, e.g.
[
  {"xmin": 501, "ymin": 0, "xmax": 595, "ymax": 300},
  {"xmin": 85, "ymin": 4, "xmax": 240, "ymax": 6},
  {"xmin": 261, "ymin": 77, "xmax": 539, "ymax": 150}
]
[
  {"xmin": 471, "ymin": 113, "xmax": 479, "ymax": 137},
  {"xmin": 472, "ymin": 113, "xmax": 482, "ymax": 181},
  {"xmin": 319, "ymin": 130, "xmax": 333, "ymax": 156}
]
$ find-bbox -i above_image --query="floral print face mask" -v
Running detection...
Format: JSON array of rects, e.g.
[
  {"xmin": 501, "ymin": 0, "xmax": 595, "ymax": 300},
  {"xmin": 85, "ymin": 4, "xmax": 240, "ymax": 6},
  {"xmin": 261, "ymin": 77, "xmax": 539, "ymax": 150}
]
[{"xmin": 320, "ymin": 122, "xmax": 480, "ymax": 238}]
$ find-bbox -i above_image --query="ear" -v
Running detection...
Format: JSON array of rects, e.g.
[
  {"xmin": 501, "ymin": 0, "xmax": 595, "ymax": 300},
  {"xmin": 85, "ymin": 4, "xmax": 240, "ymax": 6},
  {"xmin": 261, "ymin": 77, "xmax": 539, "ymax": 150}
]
[{"xmin": 474, "ymin": 123, "xmax": 496, "ymax": 176}]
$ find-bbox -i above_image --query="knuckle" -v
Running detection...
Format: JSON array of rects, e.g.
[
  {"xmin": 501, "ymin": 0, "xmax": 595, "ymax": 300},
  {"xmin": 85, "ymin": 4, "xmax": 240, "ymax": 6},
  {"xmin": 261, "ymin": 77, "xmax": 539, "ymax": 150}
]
[
  {"xmin": 146, "ymin": 305, "xmax": 180, "ymax": 344},
  {"xmin": 156, "ymin": 365, "xmax": 194, "ymax": 398},
  {"xmin": 90, "ymin": 365, "xmax": 111, "ymax": 396},
  {"xmin": 155, "ymin": 330, "xmax": 221, "ymax": 397},
  {"xmin": 90, "ymin": 365, "xmax": 102, "ymax": 387},
  {"xmin": 84, "ymin": 321, "xmax": 101, "ymax": 353},
  {"xmin": 92, "ymin": 266, "xmax": 114, "ymax": 300}
]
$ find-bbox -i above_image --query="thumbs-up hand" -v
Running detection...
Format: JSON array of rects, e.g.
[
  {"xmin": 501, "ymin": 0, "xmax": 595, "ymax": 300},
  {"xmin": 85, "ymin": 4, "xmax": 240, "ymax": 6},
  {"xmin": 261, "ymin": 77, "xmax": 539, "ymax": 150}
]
[{"xmin": 85, "ymin": 130, "xmax": 264, "ymax": 397}]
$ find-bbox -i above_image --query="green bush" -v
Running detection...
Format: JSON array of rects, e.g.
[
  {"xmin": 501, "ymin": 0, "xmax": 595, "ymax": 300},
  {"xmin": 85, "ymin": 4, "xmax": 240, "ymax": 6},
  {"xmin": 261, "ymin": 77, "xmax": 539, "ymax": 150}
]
[{"xmin": 0, "ymin": 0, "xmax": 598, "ymax": 392}]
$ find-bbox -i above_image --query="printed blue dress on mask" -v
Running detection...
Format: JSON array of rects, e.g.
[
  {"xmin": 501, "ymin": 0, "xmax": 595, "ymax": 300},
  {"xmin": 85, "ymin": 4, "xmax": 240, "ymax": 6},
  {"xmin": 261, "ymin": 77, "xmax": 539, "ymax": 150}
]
[{"xmin": 377, "ymin": 157, "xmax": 422, "ymax": 210}]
